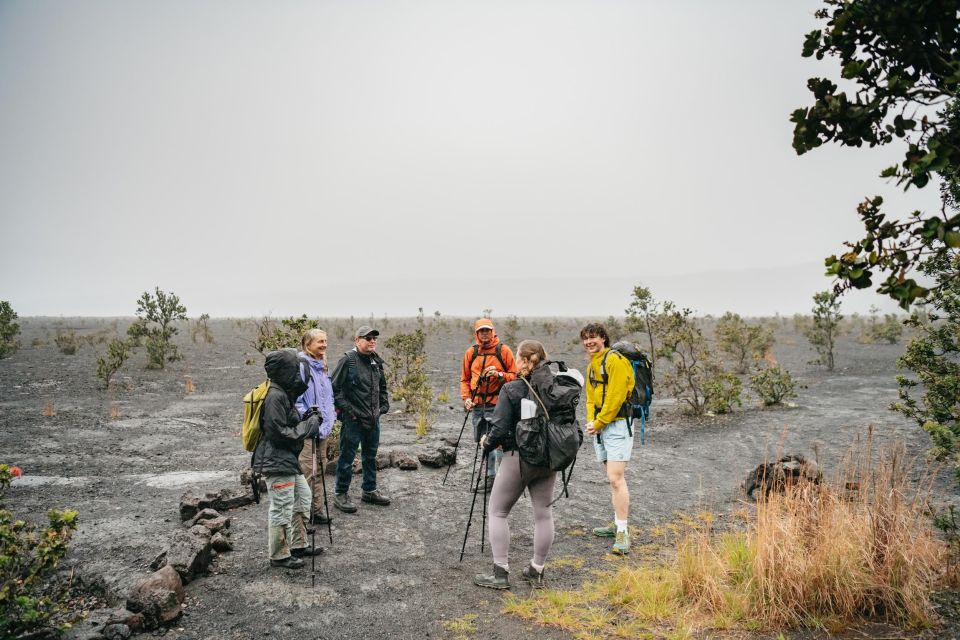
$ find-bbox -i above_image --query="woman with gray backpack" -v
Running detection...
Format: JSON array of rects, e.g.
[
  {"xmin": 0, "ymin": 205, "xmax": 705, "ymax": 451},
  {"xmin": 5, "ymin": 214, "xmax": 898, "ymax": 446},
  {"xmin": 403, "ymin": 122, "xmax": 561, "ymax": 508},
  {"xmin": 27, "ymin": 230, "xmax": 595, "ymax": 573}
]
[{"xmin": 474, "ymin": 339, "xmax": 583, "ymax": 590}]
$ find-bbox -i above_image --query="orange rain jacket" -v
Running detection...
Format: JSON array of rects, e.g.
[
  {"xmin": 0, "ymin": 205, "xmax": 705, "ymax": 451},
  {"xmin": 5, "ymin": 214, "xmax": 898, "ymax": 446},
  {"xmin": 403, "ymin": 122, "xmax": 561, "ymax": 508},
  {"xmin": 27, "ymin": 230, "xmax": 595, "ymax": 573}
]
[{"xmin": 459, "ymin": 319, "xmax": 518, "ymax": 406}]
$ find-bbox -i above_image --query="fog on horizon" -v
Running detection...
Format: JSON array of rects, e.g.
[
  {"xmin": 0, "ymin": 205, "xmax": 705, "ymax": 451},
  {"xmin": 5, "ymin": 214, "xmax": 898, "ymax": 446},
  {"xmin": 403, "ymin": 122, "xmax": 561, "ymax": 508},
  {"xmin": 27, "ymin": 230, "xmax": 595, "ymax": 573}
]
[{"xmin": 0, "ymin": 1, "xmax": 941, "ymax": 318}]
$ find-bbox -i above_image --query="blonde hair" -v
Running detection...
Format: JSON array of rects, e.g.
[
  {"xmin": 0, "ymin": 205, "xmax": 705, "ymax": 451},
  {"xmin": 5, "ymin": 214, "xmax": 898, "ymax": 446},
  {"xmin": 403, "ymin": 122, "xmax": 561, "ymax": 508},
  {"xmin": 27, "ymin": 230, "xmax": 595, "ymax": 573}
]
[
  {"xmin": 516, "ymin": 339, "xmax": 547, "ymax": 375},
  {"xmin": 301, "ymin": 328, "xmax": 327, "ymax": 350}
]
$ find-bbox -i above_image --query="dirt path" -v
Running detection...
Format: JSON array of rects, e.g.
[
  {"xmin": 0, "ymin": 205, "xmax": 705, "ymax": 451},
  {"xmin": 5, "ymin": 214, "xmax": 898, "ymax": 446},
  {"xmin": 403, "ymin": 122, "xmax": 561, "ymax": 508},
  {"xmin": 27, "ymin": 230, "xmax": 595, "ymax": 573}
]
[{"xmin": 1, "ymin": 318, "xmax": 952, "ymax": 639}]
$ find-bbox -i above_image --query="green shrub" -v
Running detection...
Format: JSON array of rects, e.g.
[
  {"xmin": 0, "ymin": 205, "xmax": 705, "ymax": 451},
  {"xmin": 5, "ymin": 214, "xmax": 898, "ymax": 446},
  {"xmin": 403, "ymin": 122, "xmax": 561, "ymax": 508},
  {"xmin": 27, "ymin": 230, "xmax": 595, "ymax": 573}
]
[
  {"xmin": 703, "ymin": 370, "xmax": 742, "ymax": 414},
  {"xmin": 892, "ymin": 253, "xmax": 960, "ymax": 476},
  {"xmin": 749, "ymin": 367, "xmax": 798, "ymax": 406},
  {"xmin": 190, "ymin": 313, "xmax": 214, "ymax": 344},
  {"xmin": 251, "ymin": 314, "xmax": 316, "ymax": 354},
  {"xmin": 861, "ymin": 312, "xmax": 904, "ymax": 344},
  {"xmin": 127, "ymin": 288, "xmax": 187, "ymax": 369},
  {"xmin": 95, "ymin": 338, "xmax": 131, "ymax": 390},
  {"xmin": 54, "ymin": 331, "xmax": 80, "ymax": 355},
  {"xmin": 0, "ymin": 464, "xmax": 79, "ymax": 638},
  {"xmin": 0, "ymin": 301, "xmax": 20, "ymax": 359},
  {"xmin": 384, "ymin": 328, "xmax": 433, "ymax": 421},
  {"xmin": 656, "ymin": 305, "xmax": 736, "ymax": 416},
  {"xmin": 803, "ymin": 291, "xmax": 842, "ymax": 371},
  {"xmin": 714, "ymin": 312, "xmax": 775, "ymax": 374}
]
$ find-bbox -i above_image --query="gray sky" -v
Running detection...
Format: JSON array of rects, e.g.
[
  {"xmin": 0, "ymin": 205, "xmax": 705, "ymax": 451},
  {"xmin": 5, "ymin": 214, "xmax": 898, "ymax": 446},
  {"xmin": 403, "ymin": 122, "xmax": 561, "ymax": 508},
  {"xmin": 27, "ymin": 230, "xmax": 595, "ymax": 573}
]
[{"xmin": 0, "ymin": 1, "xmax": 942, "ymax": 317}]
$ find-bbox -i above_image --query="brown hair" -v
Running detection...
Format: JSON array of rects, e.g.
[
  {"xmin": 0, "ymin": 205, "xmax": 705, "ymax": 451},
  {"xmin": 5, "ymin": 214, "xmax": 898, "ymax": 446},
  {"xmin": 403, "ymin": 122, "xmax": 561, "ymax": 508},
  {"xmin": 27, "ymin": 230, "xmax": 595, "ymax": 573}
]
[
  {"xmin": 516, "ymin": 339, "xmax": 547, "ymax": 375},
  {"xmin": 579, "ymin": 322, "xmax": 610, "ymax": 348}
]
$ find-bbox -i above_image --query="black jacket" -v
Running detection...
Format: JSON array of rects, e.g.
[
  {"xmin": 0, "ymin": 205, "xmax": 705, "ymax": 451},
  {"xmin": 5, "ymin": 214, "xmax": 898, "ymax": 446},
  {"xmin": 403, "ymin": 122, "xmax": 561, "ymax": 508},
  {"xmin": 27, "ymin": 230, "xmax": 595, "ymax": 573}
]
[
  {"xmin": 252, "ymin": 349, "xmax": 319, "ymax": 476},
  {"xmin": 483, "ymin": 377, "xmax": 530, "ymax": 454},
  {"xmin": 331, "ymin": 348, "xmax": 389, "ymax": 428}
]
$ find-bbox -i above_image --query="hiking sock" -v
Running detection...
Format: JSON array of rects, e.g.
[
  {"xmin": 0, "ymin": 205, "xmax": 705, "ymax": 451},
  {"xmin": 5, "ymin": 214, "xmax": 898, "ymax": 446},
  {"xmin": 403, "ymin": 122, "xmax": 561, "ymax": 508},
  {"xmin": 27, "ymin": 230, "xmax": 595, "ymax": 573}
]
[
  {"xmin": 530, "ymin": 561, "xmax": 544, "ymax": 573},
  {"xmin": 615, "ymin": 519, "xmax": 628, "ymax": 534},
  {"xmin": 498, "ymin": 562, "xmax": 509, "ymax": 571}
]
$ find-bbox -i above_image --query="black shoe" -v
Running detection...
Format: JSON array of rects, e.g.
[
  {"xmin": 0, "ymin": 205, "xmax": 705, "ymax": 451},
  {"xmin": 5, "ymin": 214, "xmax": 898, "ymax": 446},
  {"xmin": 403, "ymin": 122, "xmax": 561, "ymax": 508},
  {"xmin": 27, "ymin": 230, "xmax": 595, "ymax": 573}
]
[
  {"xmin": 291, "ymin": 545, "xmax": 325, "ymax": 558},
  {"xmin": 270, "ymin": 556, "xmax": 304, "ymax": 569},
  {"xmin": 473, "ymin": 564, "xmax": 510, "ymax": 590},
  {"xmin": 334, "ymin": 493, "xmax": 358, "ymax": 513},
  {"xmin": 315, "ymin": 512, "xmax": 333, "ymax": 525},
  {"xmin": 361, "ymin": 490, "xmax": 391, "ymax": 506},
  {"xmin": 521, "ymin": 563, "xmax": 545, "ymax": 588}
]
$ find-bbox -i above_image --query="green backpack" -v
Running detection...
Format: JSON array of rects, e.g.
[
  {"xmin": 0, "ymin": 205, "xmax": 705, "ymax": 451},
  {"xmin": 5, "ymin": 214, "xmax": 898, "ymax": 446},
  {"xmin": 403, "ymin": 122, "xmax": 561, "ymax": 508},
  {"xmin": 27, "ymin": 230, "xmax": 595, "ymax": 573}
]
[{"xmin": 241, "ymin": 380, "xmax": 270, "ymax": 452}]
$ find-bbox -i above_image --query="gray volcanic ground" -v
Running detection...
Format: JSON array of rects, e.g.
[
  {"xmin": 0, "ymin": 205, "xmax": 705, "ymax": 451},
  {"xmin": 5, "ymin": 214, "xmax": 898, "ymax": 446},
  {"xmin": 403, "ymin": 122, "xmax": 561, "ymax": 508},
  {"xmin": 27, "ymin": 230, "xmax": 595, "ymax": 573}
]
[{"xmin": 1, "ymin": 317, "xmax": 952, "ymax": 639}]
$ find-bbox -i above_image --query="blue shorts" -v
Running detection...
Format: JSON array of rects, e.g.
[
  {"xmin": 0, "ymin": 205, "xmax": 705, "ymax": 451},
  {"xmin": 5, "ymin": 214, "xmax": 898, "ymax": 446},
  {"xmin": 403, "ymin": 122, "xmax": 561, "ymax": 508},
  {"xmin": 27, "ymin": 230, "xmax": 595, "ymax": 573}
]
[{"xmin": 593, "ymin": 419, "xmax": 634, "ymax": 463}]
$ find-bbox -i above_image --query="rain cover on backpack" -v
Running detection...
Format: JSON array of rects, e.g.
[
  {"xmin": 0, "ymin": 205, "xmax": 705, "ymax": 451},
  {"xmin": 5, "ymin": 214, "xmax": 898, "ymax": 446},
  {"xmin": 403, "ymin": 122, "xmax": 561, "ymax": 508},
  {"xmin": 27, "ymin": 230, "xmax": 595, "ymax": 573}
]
[
  {"xmin": 241, "ymin": 380, "xmax": 270, "ymax": 452},
  {"xmin": 515, "ymin": 362, "xmax": 583, "ymax": 472}
]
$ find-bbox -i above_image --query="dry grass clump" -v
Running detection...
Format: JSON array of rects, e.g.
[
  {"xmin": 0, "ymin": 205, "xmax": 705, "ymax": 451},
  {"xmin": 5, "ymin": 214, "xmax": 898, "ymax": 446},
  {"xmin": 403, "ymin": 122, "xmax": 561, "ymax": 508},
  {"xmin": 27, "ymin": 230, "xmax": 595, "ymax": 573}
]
[{"xmin": 505, "ymin": 441, "xmax": 946, "ymax": 636}]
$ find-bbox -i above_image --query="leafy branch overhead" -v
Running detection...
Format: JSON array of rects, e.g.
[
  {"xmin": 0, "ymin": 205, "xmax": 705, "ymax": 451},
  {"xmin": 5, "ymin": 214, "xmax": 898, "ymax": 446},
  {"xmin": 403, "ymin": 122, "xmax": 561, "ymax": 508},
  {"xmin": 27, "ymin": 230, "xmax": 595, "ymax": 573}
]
[{"xmin": 791, "ymin": 0, "xmax": 960, "ymax": 306}]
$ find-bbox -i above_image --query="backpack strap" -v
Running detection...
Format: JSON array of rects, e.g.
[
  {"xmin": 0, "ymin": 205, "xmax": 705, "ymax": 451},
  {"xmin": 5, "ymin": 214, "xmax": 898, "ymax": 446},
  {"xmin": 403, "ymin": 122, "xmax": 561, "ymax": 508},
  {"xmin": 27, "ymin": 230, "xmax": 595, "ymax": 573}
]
[
  {"xmin": 469, "ymin": 343, "xmax": 507, "ymax": 404},
  {"xmin": 519, "ymin": 376, "xmax": 550, "ymax": 422},
  {"xmin": 593, "ymin": 350, "xmax": 633, "ymax": 437}
]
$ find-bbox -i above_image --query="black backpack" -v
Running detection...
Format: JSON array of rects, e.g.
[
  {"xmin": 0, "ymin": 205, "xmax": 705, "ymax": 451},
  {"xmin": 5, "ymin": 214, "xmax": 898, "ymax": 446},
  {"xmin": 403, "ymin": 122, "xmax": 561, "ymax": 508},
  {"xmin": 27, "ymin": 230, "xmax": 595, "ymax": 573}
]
[
  {"xmin": 514, "ymin": 362, "xmax": 584, "ymax": 502},
  {"xmin": 593, "ymin": 341, "xmax": 654, "ymax": 444}
]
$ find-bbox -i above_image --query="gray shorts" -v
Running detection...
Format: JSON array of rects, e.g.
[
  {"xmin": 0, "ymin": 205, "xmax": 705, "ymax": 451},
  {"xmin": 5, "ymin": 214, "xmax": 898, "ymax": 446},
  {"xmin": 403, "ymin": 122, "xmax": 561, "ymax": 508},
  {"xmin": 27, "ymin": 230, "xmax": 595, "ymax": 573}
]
[{"xmin": 593, "ymin": 419, "xmax": 634, "ymax": 462}]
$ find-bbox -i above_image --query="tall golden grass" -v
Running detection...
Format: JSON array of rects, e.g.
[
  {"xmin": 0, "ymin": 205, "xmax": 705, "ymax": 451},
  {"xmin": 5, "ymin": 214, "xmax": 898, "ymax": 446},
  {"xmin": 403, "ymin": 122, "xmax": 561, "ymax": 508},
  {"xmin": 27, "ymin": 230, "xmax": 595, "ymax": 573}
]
[{"xmin": 506, "ymin": 439, "xmax": 947, "ymax": 636}]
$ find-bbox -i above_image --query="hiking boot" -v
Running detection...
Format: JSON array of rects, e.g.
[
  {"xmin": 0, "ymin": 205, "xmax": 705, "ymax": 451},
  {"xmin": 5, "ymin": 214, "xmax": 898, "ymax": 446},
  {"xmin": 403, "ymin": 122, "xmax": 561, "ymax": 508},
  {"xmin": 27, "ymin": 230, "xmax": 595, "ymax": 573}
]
[
  {"xmin": 313, "ymin": 512, "xmax": 333, "ymax": 525},
  {"xmin": 521, "ymin": 564, "xmax": 545, "ymax": 589},
  {"xmin": 361, "ymin": 489, "xmax": 391, "ymax": 506},
  {"xmin": 592, "ymin": 522, "xmax": 617, "ymax": 538},
  {"xmin": 473, "ymin": 477, "xmax": 494, "ymax": 494},
  {"xmin": 612, "ymin": 530, "xmax": 631, "ymax": 555},
  {"xmin": 270, "ymin": 556, "xmax": 304, "ymax": 569},
  {"xmin": 291, "ymin": 545, "xmax": 325, "ymax": 558},
  {"xmin": 473, "ymin": 564, "xmax": 510, "ymax": 590},
  {"xmin": 333, "ymin": 493, "xmax": 358, "ymax": 513}
]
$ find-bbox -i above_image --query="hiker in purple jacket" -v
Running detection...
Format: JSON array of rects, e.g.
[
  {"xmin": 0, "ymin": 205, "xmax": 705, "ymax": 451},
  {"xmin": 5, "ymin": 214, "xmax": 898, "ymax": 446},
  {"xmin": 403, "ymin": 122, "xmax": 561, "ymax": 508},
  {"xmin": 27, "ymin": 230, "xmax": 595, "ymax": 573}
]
[{"xmin": 296, "ymin": 329, "xmax": 337, "ymax": 524}]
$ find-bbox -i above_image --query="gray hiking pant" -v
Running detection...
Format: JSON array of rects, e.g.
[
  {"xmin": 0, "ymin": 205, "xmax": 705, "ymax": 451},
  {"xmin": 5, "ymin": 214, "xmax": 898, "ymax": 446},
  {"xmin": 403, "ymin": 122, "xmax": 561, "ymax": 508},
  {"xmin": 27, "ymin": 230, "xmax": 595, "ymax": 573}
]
[{"xmin": 487, "ymin": 450, "xmax": 557, "ymax": 568}]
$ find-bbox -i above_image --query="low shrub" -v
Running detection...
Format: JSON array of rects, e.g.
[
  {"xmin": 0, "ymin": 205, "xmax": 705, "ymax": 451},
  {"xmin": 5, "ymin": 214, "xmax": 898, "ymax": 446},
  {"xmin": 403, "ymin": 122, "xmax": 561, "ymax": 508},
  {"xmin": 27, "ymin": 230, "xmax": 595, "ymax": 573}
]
[
  {"xmin": 749, "ymin": 366, "xmax": 798, "ymax": 406},
  {"xmin": 0, "ymin": 464, "xmax": 80, "ymax": 638},
  {"xmin": 54, "ymin": 331, "xmax": 80, "ymax": 355},
  {"xmin": 96, "ymin": 338, "xmax": 131, "ymax": 390},
  {"xmin": 0, "ymin": 301, "xmax": 19, "ymax": 358}
]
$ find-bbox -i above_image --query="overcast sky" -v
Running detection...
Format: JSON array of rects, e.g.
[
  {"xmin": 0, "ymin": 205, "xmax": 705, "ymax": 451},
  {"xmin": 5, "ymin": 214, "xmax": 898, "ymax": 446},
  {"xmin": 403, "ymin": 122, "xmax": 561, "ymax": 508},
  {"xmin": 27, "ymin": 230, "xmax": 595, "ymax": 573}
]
[{"xmin": 0, "ymin": 1, "xmax": 943, "ymax": 318}]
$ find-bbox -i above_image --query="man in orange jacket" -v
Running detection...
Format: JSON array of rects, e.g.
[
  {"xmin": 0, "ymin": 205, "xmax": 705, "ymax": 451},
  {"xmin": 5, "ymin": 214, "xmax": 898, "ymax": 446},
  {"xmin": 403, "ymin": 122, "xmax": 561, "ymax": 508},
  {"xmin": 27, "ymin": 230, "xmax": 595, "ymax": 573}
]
[{"xmin": 460, "ymin": 318, "xmax": 517, "ymax": 492}]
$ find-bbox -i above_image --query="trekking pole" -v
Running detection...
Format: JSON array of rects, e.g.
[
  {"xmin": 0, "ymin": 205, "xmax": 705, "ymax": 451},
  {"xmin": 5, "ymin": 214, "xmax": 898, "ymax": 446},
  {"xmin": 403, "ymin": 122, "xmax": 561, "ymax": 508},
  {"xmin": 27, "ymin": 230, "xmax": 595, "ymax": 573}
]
[
  {"xmin": 310, "ymin": 438, "xmax": 318, "ymax": 588},
  {"xmin": 459, "ymin": 454, "xmax": 488, "ymax": 562},
  {"xmin": 443, "ymin": 378, "xmax": 485, "ymax": 486},
  {"xmin": 442, "ymin": 409, "xmax": 472, "ymax": 486},
  {"xmin": 480, "ymin": 456, "xmax": 489, "ymax": 553},
  {"xmin": 316, "ymin": 441, "xmax": 333, "ymax": 544},
  {"xmin": 468, "ymin": 440, "xmax": 481, "ymax": 493}
]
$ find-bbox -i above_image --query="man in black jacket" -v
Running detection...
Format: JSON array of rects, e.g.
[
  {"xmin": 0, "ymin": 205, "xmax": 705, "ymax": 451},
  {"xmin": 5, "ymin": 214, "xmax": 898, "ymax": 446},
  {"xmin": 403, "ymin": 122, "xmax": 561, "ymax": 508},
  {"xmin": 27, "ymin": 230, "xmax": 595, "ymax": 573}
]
[
  {"xmin": 252, "ymin": 349, "xmax": 323, "ymax": 569},
  {"xmin": 331, "ymin": 326, "xmax": 391, "ymax": 513}
]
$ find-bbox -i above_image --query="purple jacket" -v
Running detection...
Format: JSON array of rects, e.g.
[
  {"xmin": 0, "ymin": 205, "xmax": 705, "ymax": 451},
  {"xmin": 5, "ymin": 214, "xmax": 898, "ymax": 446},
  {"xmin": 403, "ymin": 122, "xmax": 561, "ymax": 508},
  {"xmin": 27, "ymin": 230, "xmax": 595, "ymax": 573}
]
[{"xmin": 295, "ymin": 352, "xmax": 336, "ymax": 439}]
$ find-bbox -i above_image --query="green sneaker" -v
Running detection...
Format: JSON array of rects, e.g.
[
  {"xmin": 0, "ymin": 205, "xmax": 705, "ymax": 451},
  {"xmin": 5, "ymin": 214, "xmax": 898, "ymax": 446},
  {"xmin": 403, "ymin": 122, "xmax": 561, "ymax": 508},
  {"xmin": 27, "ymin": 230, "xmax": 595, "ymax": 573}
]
[
  {"xmin": 474, "ymin": 564, "xmax": 510, "ymax": 590},
  {"xmin": 612, "ymin": 529, "xmax": 631, "ymax": 555},
  {"xmin": 592, "ymin": 522, "xmax": 617, "ymax": 538}
]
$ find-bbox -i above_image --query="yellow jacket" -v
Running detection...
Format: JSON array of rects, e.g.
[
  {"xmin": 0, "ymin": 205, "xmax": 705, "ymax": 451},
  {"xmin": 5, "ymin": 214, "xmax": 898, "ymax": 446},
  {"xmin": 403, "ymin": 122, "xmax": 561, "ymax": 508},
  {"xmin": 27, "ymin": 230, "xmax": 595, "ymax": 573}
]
[{"xmin": 585, "ymin": 348, "xmax": 635, "ymax": 430}]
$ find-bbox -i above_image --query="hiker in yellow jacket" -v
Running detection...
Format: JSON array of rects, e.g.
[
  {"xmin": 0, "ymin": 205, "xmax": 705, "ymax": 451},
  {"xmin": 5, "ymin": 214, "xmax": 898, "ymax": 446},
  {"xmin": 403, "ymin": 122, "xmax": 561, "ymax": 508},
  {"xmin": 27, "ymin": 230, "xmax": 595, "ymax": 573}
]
[{"xmin": 580, "ymin": 322, "xmax": 635, "ymax": 555}]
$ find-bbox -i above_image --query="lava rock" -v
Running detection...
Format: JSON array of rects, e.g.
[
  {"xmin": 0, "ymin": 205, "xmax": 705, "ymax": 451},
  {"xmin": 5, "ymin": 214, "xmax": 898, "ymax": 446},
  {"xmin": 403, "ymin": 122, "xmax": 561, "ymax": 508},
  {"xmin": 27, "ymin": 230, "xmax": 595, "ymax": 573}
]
[
  {"xmin": 418, "ymin": 446, "xmax": 456, "ymax": 468},
  {"xmin": 179, "ymin": 488, "xmax": 253, "ymax": 521},
  {"xmin": 164, "ymin": 526, "xmax": 212, "ymax": 583},
  {"xmin": 390, "ymin": 451, "xmax": 420, "ymax": 470},
  {"xmin": 184, "ymin": 508, "xmax": 221, "ymax": 528},
  {"xmin": 126, "ymin": 566, "xmax": 185, "ymax": 629},
  {"xmin": 211, "ymin": 531, "xmax": 233, "ymax": 552}
]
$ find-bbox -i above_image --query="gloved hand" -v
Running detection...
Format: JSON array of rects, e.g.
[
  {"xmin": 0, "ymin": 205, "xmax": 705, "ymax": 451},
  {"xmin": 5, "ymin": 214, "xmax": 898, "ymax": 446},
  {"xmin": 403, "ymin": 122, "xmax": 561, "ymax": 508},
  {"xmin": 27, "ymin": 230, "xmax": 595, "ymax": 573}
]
[
  {"xmin": 305, "ymin": 413, "xmax": 321, "ymax": 439},
  {"xmin": 480, "ymin": 435, "xmax": 495, "ymax": 457}
]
